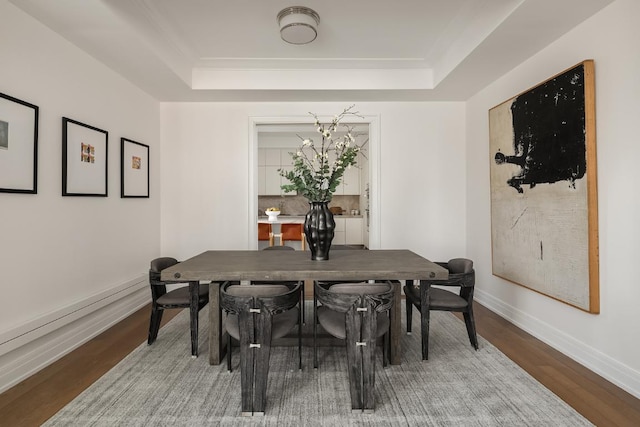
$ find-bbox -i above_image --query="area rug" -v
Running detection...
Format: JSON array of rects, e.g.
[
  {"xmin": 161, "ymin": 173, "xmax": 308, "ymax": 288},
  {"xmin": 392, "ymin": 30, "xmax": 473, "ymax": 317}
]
[{"xmin": 44, "ymin": 304, "xmax": 592, "ymax": 426}]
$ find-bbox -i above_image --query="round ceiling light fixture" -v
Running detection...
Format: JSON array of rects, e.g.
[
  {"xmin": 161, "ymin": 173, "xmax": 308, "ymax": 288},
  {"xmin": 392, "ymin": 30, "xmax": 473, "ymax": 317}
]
[{"xmin": 277, "ymin": 6, "xmax": 320, "ymax": 45}]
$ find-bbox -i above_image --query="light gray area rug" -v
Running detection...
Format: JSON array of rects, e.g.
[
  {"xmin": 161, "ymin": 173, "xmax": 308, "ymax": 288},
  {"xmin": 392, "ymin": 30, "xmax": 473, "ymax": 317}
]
[{"xmin": 45, "ymin": 304, "xmax": 592, "ymax": 426}]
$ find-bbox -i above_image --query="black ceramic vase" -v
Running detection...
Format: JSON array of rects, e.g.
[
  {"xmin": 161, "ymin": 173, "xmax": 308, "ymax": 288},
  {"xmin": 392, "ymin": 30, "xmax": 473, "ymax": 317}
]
[{"xmin": 304, "ymin": 201, "xmax": 335, "ymax": 261}]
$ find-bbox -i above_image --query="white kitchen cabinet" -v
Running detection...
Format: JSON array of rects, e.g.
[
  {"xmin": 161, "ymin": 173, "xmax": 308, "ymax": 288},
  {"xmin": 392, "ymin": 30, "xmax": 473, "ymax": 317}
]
[
  {"xmin": 340, "ymin": 165, "xmax": 360, "ymax": 195},
  {"xmin": 330, "ymin": 150, "xmax": 361, "ymax": 195},
  {"xmin": 281, "ymin": 148, "xmax": 296, "ymax": 165},
  {"xmin": 333, "ymin": 217, "xmax": 346, "ymax": 245},
  {"xmin": 264, "ymin": 166, "xmax": 282, "ymax": 195},
  {"xmin": 259, "ymin": 148, "xmax": 290, "ymax": 195},
  {"xmin": 345, "ymin": 218, "xmax": 363, "ymax": 245},
  {"xmin": 331, "ymin": 217, "xmax": 362, "ymax": 245},
  {"xmin": 257, "ymin": 166, "xmax": 266, "ymax": 195},
  {"xmin": 264, "ymin": 148, "xmax": 281, "ymax": 165}
]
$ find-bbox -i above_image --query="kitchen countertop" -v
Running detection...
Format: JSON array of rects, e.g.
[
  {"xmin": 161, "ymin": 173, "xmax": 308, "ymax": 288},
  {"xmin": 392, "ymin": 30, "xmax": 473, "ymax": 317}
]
[
  {"xmin": 258, "ymin": 217, "xmax": 304, "ymax": 224},
  {"xmin": 258, "ymin": 214, "xmax": 363, "ymax": 222}
]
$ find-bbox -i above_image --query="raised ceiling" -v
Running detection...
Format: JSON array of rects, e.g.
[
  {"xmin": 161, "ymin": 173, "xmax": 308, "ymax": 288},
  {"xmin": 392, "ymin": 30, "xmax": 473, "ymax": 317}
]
[{"xmin": 10, "ymin": 0, "xmax": 614, "ymax": 102}]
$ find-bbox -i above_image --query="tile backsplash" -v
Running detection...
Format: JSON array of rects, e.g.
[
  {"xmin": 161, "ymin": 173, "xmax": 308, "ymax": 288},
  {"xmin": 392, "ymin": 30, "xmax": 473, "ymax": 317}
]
[{"xmin": 258, "ymin": 195, "xmax": 360, "ymax": 216}]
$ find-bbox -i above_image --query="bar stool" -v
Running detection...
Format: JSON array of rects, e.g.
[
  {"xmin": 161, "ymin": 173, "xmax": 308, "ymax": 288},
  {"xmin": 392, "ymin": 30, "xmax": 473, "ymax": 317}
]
[
  {"xmin": 258, "ymin": 222, "xmax": 274, "ymax": 246},
  {"xmin": 281, "ymin": 223, "xmax": 305, "ymax": 250}
]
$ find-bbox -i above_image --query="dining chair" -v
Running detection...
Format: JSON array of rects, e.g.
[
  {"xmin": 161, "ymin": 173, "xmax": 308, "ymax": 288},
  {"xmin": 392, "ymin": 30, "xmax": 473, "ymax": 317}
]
[
  {"xmin": 313, "ymin": 280, "xmax": 395, "ymax": 412},
  {"xmin": 404, "ymin": 258, "xmax": 478, "ymax": 360},
  {"xmin": 258, "ymin": 245, "xmax": 306, "ymax": 322},
  {"xmin": 220, "ymin": 281, "xmax": 302, "ymax": 415},
  {"xmin": 148, "ymin": 257, "xmax": 209, "ymax": 356}
]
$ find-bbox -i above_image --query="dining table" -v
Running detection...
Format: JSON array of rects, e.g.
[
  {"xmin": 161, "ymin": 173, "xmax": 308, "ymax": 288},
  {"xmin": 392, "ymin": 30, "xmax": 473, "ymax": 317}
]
[{"xmin": 160, "ymin": 249, "xmax": 448, "ymax": 365}]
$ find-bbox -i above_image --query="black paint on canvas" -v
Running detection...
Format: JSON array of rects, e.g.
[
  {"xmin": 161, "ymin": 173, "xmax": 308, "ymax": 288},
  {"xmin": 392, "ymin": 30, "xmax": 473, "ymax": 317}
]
[{"xmin": 494, "ymin": 64, "xmax": 587, "ymax": 193}]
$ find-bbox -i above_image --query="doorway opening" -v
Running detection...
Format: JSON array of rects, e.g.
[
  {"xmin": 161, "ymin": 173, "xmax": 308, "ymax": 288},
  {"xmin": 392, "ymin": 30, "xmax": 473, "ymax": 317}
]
[{"xmin": 248, "ymin": 115, "xmax": 380, "ymax": 250}]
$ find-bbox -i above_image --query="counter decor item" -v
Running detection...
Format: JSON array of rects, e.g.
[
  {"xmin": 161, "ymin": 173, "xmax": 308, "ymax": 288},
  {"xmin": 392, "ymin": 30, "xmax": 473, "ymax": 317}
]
[
  {"xmin": 265, "ymin": 207, "xmax": 280, "ymax": 221},
  {"xmin": 329, "ymin": 206, "xmax": 343, "ymax": 215},
  {"xmin": 280, "ymin": 105, "xmax": 365, "ymax": 260}
]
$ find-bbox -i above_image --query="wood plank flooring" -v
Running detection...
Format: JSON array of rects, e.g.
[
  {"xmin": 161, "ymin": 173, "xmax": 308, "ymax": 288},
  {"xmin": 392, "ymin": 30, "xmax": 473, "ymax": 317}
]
[{"xmin": 1, "ymin": 302, "xmax": 639, "ymax": 426}]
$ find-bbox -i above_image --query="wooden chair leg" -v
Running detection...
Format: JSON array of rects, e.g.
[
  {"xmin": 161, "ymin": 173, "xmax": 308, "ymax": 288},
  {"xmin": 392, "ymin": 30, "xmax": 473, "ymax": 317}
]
[
  {"xmin": 298, "ymin": 304, "xmax": 303, "ymax": 370},
  {"xmin": 361, "ymin": 307, "xmax": 377, "ymax": 412},
  {"xmin": 252, "ymin": 310, "xmax": 273, "ymax": 415},
  {"xmin": 345, "ymin": 311, "xmax": 364, "ymax": 412},
  {"xmin": 464, "ymin": 308, "xmax": 479, "ymax": 350},
  {"xmin": 313, "ymin": 293, "xmax": 318, "ymax": 368},
  {"xmin": 405, "ymin": 296, "xmax": 413, "ymax": 334},
  {"xmin": 300, "ymin": 281, "xmax": 305, "ymax": 324},
  {"xmin": 383, "ymin": 331, "xmax": 389, "ymax": 368},
  {"xmin": 238, "ymin": 311, "xmax": 255, "ymax": 415},
  {"xmin": 148, "ymin": 306, "xmax": 163, "ymax": 344},
  {"xmin": 362, "ymin": 337, "xmax": 376, "ymax": 412},
  {"xmin": 227, "ymin": 333, "xmax": 232, "ymax": 372},
  {"xmin": 345, "ymin": 338, "xmax": 363, "ymax": 412}
]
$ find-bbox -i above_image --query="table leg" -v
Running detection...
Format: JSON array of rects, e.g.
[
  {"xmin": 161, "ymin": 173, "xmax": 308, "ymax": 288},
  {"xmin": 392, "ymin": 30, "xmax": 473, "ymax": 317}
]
[
  {"xmin": 208, "ymin": 281, "xmax": 227, "ymax": 365},
  {"xmin": 389, "ymin": 280, "xmax": 402, "ymax": 365},
  {"xmin": 189, "ymin": 281, "xmax": 199, "ymax": 358}
]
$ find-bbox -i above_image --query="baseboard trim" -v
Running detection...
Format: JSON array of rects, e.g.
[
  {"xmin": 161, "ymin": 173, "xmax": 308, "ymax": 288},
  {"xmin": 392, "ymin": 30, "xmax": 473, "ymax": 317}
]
[
  {"xmin": 0, "ymin": 276, "xmax": 150, "ymax": 394},
  {"xmin": 475, "ymin": 289, "xmax": 640, "ymax": 399}
]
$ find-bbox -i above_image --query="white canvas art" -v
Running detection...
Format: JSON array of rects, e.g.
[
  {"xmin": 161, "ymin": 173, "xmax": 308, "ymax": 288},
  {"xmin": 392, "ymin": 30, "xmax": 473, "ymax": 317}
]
[{"xmin": 489, "ymin": 61, "xmax": 599, "ymax": 313}]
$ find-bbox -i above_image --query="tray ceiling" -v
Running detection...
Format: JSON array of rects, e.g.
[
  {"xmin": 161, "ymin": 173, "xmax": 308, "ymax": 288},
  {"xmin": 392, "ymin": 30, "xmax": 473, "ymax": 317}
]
[{"xmin": 10, "ymin": 0, "xmax": 614, "ymax": 101}]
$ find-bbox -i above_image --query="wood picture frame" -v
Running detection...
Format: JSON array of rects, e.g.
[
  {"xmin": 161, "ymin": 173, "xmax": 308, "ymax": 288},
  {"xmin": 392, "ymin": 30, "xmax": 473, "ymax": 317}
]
[
  {"xmin": 62, "ymin": 117, "xmax": 108, "ymax": 197},
  {"xmin": 120, "ymin": 137, "xmax": 149, "ymax": 198},
  {"xmin": 489, "ymin": 60, "xmax": 599, "ymax": 313},
  {"xmin": 0, "ymin": 92, "xmax": 39, "ymax": 194}
]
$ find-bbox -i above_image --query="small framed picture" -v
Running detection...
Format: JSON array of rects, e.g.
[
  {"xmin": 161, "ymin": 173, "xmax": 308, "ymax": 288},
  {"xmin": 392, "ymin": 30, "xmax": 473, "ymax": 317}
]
[
  {"xmin": 121, "ymin": 137, "xmax": 149, "ymax": 198},
  {"xmin": 0, "ymin": 92, "xmax": 39, "ymax": 194},
  {"xmin": 62, "ymin": 117, "xmax": 108, "ymax": 196}
]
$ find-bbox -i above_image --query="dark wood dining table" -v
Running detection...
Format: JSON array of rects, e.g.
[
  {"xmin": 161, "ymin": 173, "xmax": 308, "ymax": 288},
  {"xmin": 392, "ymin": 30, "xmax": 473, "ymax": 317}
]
[{"xmin": 161, "ymin": 249, "xmax": 448, "ymax": 365}]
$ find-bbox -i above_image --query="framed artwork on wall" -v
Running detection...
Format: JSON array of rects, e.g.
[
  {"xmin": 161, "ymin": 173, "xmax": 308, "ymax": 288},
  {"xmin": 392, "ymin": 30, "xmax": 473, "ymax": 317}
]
[
  {"xmin": 62, "ymin": 117, "xmax": 108, "ymax": 197},
  {"xmin": 120, "ymin": 137, "xmax": 149, "ymax": 198},
  {"xmin": 0, "ymin": 92, "xmax": 39, "ymax": 194},
  {"xmin": 489, "ymin": 60, "xmax": 599, "ymax": 313}
]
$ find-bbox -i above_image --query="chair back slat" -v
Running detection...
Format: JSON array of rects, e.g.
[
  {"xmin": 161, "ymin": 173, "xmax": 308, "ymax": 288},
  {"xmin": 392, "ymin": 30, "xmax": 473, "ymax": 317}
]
[{"xmin": 315, "ymin": 281, "xmax": 395, "ymax": 314}]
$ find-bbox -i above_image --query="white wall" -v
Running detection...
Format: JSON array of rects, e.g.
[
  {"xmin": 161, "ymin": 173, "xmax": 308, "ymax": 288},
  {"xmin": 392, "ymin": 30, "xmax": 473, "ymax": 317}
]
[
  {"xmin": 0, "ymin": 2, "xmax": 160, "ymax": 391},
  {"xmin": 466, "ymin": 0, "xmax": 640, "ymax": 397},
  {"xmin": 160, "ymin": 102, "xmax": 467, "ymax": 261}
]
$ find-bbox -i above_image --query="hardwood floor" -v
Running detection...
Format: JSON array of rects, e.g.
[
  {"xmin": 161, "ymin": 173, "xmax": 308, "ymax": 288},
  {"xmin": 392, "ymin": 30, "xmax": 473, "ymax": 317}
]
[
  {"xmin": 1, "ymin": 302, "xmax": 639, "ymax": 426},
  {"xmin": 0, "ymin": 306, "xmax": 181, "ymax": 427}
]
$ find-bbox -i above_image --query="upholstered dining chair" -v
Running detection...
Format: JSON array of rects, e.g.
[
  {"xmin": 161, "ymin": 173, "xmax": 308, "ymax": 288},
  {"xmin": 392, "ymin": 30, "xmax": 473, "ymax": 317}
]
[
  {"xmin": 220, "ymin": 281, "xmax": 302, "ymax": 416},
  {"xmin": 262, "ymin": 245, "xmax": 294, "ymax": 251},
  {"xmin": 148, "ymin": 257, "xmax": 209, "ymax": 354},
  {"xmin": 313, "ymin": 280, "xmax": 395, "ymax": 413},
  {"xmin": 403, "ymin": 258, "xmax": 478, "ymax": 360},
  {"xmin": 259, "ymin": 245, "xmax": 306, "ymax": 322}
]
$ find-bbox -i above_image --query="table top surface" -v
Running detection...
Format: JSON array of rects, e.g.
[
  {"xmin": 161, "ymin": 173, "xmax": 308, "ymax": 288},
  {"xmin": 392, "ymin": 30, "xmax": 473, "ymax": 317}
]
[{"xmin": 161, "ymin": 249, "xmax": 448, "ymax": 282}]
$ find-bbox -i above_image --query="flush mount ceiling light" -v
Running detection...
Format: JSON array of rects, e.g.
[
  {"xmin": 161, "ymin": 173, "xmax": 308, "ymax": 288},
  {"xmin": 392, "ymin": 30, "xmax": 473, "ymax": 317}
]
[{"xmin": 277, "ymin": 6, "xmax": 320, "ymax": 45}]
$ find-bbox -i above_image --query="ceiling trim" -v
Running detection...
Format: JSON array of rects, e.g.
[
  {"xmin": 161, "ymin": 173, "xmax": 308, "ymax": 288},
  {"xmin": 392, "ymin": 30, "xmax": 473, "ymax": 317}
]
[{"xmin": 192, "ymin": 68, "xmax": 434, "ymax": 91}]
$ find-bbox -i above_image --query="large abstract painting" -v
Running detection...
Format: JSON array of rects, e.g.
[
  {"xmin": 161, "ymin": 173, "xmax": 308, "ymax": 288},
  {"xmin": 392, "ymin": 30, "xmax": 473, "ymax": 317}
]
[{"xmin": 489, "ymin": 60, "xmax": 599, "ymax": 313}]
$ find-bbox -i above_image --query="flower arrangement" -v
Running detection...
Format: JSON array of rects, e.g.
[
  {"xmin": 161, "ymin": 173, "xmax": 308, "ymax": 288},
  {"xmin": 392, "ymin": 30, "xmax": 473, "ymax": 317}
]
[{"xmin": 280, "ymin": 105, "xmax": 364, "ymax": 202}]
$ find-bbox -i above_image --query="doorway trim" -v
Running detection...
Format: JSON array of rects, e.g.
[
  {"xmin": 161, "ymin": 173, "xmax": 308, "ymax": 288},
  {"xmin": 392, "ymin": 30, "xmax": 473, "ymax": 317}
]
[{"xmin": 248, "ymin": 113, "xmax": 381, "ymax": 249}]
